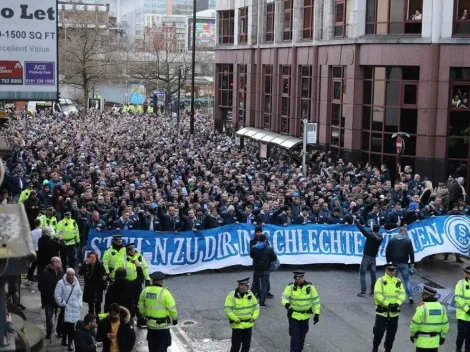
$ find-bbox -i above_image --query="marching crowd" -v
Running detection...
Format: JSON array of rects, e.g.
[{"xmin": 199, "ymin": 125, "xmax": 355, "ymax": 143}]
[{"xmin": 1, "ymin": 108, "xmax": 470, "ymax": 352}]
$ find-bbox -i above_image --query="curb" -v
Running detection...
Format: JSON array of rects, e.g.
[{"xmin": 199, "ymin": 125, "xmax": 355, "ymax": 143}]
[
  {"xmin": 172, "ymin": 325, "xmax": 196, "ymax": 352},
  {"xmin": 415, "ymin": 268, "xmax": 447, "ymax": 290}
]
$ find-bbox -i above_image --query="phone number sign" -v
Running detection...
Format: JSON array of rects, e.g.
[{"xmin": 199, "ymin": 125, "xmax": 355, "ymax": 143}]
[
  {"xmin": 24, "ymin": 62, "xmax": 55, "ymax": 85},
  {"xmin": 0, "ymin": 60, "xmax": 23, "ymax": 85}
]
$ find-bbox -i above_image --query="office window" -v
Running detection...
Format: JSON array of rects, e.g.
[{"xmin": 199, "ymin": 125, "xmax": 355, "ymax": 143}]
[
  {"xmin": 365, "ymin": 0, "xmax": 422, "ymax": 35},
  {"xmin": 303, "ymin": 0, "xmax": 314, "ymax": 39},
  {"xmin": 362, "ymin": 66, "xmax": 419, "ymax": 172},
  {"xmin": 454, "ymin": 0, "xmax": 470, "ymax": 36},
  {"xmin": 283, "ymin": 0, "xmax": 293, "ymax": 41},
  {"xmin": 239, "ymin": 7, "xmax": 248, "ymax": 44},
  {"xmin": 217, "ymin": 64, "xmax": 234, "ymax": 107},
  {"xmin": 238, "ymin": 65, "xmax": 247, "ymax": 125},
  {"xmin": 218, "ymin": 10, "xmax": 235, "ymax": 44},
  {"xmin": 330, "ymin": 67, "xmax": 346, "ymax": 155},
  {"xmin": 280, "ymin": 65, "xmax": 291, "ymax": 134},
  {"xmin": 266, "ymin": 3, "xmax": 275, "ymax": 42},
  {"xmin": 300, "ymin": 66, "xmax": 313, "ymax": 136},
  {"xmin": 264, "ymin": 65, "xmax": 273, "ymax": 129},
  {"xmin": 334, "ymin": 0, "xmax": 346, "ymax": 37}
]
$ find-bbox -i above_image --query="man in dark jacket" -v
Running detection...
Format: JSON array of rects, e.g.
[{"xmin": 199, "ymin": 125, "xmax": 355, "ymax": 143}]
[
  {"xmin": 24, "ymin": 191, "xmax": 41, "ymax": 228},
  {"xmin": 104, "ymin": 268, "xmax": 136, "ymax": 318},
  {"xmin": 384, "ymin": 202, "xmax": 404, "ymax": 230},
  {"xmin": 249, "ymin": 234, "xmax": 277, "ymax": 307},
  {"xmin": 386, "ymin": 226, "xmax": 415, "ymax": 303},
  {"xmin": 38, "ymin": 257, "xmax": 63, "ymax": 339},
  {"xmin": 356, "ymin": 221, "xmax": 383, "ymax": 297},
  {"xmin": 74, "ymin": 314, "xmax": 97, "ymax": 352},
  {"xmin": 96, "ymin": 303, "xmax": 136, "ymax": 352},
  {"xmin": 159, "ymin": 206, "xmax": 183, "ymax": 232},
  {"xmin": 37, "ymin": 227, "xmax": 61, "ymax": 274}
]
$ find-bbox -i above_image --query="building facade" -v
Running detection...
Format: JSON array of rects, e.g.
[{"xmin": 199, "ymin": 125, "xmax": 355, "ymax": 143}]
[{"xmin": 215, "ymin": 0, "xmax": 470, "ymax": 183}]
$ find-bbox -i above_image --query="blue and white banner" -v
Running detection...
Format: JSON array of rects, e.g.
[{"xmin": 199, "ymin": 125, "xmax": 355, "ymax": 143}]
[{"xmin": 88, "ymin": 216, "xmax": 470, "ymax": 275}]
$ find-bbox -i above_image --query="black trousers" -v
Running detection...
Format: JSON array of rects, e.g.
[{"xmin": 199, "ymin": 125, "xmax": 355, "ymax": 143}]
[
  {"xmin": 373, "ymin": 315, "xmax": 399, "ymax": 351},
  {"xmin": 87, "ymin": 291, "xmax": 103, "ymax": 315},
  {"xmin": 457, "ymin": 319, "xmax": 470, "ymax": 350},
  {"xmin": 416, "ymin": 348, "xmax": 438, "ymax": 352},
  {"xmin": 27, "ymin": 252, "xmax": 38, "ymax": 281},
  {"xmin": 147, "ymin": 329, "xmax": 172, "ymax": 352},
  {"xmin": 289, "ymin": 317, "xmax": 309, "ymax": 352},
  {"xmin": 131, "ymin": 280, "xmax": 144, "ymax": 321},
  {"xmin": 230, "ymin": 328, "xmax": 252, "ymax": 352},
  {"xmin": 61, "ymin": 322, "xmax": 75, "ymax": 344}
]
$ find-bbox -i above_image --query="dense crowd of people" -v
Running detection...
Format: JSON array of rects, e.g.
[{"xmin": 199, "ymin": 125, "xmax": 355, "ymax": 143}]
[{"xmin": 1, "ymin": 108, "xmax": 470, "ymax": 350}]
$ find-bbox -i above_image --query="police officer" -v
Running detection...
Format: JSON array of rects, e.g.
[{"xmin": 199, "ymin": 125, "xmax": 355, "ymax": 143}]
[
  {"xmin": 102, "ymin": 235, "xmax": 126, "ymax": 280},
  {"xmin": 281, "ymin": 271, "xmax": 320, "ymax": 352},
  {"xmin": 372, "ymin": 263, "xmax": 406, "ymax": 352},
  {"xmin": 455, "ymin": 266, "xmax": 470, "ymax": 352},
  {"xmin": 55, "ymin": 211, "xmax": 79, "ymax": 269},
  {"xmin": 116, "ymin": 243, "xmax": 150, "ymax": 327},
  {"xmin": 224, "ymin": 278, "xmax": 260, "ymax": 352},
  {"xmin": 410, "ymin": 285, "xmax": 449, "ymax": 352},
  {"xmin": 138, "ymin": 271, "xmax": 177, "ymax": 352},
  {"xmin": 37, "ymin": 206, "xmax": 58, "ymax": 234}
]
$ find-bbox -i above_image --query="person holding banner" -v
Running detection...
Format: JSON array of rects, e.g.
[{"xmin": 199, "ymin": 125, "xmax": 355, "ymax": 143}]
[
  {"xmin": 224, "ymin": 278, "xmax": 260, "ymax": 352},
  {"xmin": 372, "ymin": 263, "xmax": 406, "ymax": 352},
  {"xmin": 281, "ymin": 271, "xmax": 320, "ymax": 352},
  {"xmin": 409, "ymin": 285, "xmax": 449, "ymax": 352}
]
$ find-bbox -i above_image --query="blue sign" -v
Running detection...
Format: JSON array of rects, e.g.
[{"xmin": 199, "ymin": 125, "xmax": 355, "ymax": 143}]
[
  {"xmin": 88, "ymin": 216, "xmax": 470, "ymax": 275},
  {"xmin": 130, "ymin": 93, "xmax": 145, "ymax": 104},
  {"xmin": 24, "ymin": 62, "xmax": 55, "ymax": 86}
]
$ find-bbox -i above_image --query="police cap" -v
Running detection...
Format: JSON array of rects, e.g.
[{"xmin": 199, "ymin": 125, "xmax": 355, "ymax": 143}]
[
  {"xmin": 39, "ymin": 205, "xmax": 46, "ymax": 210},
  {"xmin": 237, "ymin": 278, "xmax": 250, "ymax": 285},
  {"xmin": 64, "ymin": 211, "xmax": 71, "ymax": 216},
  {"xmin": 385, "ymin": 262, "xmax": 396, "ymax": 270},
  {"xmin": 422, "ymin": 285, "xmax": 437, "ymax": 296},
  {"xmin": 293, "ymin": 271, "xmax": 305, "ymax": 279},
  {"xmin": 112, "ymin": 235, "xmax": 123, "ymax": 240},
  {"xmin": 125, "ymin": 243, "xmax": 135, "ymax": 249},
  {"xmin": 151, "ymin": 271, "xmax": 166, "ymax": 281},
  {"xmin": 464, "ymin": 266, "xmax": 470, "ymax": 273},
  {"xmin": 46, "ymin": 206, "xmax": 54, "ymax": 211}
]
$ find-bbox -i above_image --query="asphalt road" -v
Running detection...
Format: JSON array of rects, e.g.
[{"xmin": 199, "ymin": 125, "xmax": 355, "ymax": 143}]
[{"xmin": 165, "ymin": 256, "xmax": 467, "ymax": 352}]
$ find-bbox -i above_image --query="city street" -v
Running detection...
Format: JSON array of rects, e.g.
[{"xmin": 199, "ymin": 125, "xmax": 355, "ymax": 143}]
[{"xmin": 20, "ymin": 254, "xmax": 466, "ymax": 352}]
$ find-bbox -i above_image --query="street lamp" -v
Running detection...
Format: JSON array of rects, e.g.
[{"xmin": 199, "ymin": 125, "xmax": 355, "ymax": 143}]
[{"xmin": 302, "ymin": 119, "xmax": 308, "ymax": 176}]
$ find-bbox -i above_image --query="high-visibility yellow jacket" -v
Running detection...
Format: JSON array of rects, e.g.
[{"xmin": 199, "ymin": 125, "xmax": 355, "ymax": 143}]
[
  {"xmin": 18, "ymin": 188, "xmax": 32, "ymax": 203},
  {"xmin": 410, "ymin": 301, "xmax": 449, "ymax": 349},
  {"xmin": 455, "ymin": 279, "xmax": 470, "ymax": 321},
  {"xmin": 138, "ymin": 285, "xmax": 177, "ymax": 329},
  {"xmin": 55, "ymin": 219, "xmax": 79, "ymax": 246},
  {"xmin": 148, "ymin": 106, "xmax": 154, "ymax": 113},
  {"xmin": 374, "ymin": 274, "xmax": 406, "ymax": 318},
  {"xmin": 115, "ymin": 251, "xmax": 150, "ymax": 281},
  {"xmin": 36, "ymin": 214, "xmax": 57, "ymax": 232},
  {"xmin": 102, "ymin": 246, "xmax": 126, "ymax": 278},
  {"xmin": 224, "ymin": 290, "xmax": 260, "ymax": 329},
  {"xmin": 281, "ymin": 282, "xmax": 320, "ymax": 321}
]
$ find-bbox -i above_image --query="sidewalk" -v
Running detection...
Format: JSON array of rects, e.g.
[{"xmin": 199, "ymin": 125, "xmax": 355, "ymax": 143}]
[{"xmin": 19, "ymin": 280, "xmax": 190, "ymax": 352}]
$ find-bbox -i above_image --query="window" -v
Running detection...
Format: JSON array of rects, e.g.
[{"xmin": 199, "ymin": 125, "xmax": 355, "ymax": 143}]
[
  {"xmin": 365, "ymin": 0, "xmax": 422, "ymax": 35},
  {"xmin": 447, "ymin": 68, "xmax": 470, "ymax": 181},
  {"xmin": 362, "ymin": 66, "xmax": 419, "ymax": 174},
  {"xmin": 238, "ymin": 65, "xmax": 247, "ymax": 125},
  {"xmin": 454, "ymin": 0, "xmax": 470, "ymax": 36},
  {"xmin": 300, "ymin": 65, "xmax": 313, "ymax": 123},
  {"xmin": 239, "ymin": 7, "xmax": 248, "ymax": 44},
  {"xmin": 266, "ymin": 3, "xmax": 275, "ymax": 42},
  {"xmin": 283, "ymin": 0, "xmax": 293, "ymax": 41},
  {"xmin": 280, "ymin": 65, "xmax": 291, "ymax": 134},
  {"xmin": 303, "ymin": 0, "xmax": 314, "ymax": 39},
  {"xmin": 334, "ymin": 0, "xmax": 346, "ymax": 37},
  {"xmin": 217, "ymin": 64, "xmax": 233, "ymax": 108},
  {"xmin": 263, "ymin": 65, "xmax": 273, "ymax": 129},
  {"xmin": 330, "ymin": 66, "xmax": 346, "ymax": 155},
  {"xmin": 218, "ymin": 10, "xmax": 235, "ymax": 44}
]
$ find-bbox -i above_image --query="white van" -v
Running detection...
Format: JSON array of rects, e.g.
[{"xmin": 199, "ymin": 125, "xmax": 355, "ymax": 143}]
[{"xmin": 27, "ymin": 99, "xmax": 78, "ymax": 115}]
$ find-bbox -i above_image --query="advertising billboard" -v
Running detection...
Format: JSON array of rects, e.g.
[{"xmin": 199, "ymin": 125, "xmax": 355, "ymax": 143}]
[
  {"xmin": 0, "ymin": 0, "xmax": 58, "ymax": 101},
  {"xmin": 188, "ymin": 18, "xmax": 215, "ymax": 50}
]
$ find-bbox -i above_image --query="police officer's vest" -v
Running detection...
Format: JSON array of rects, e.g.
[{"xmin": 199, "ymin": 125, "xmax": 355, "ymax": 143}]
[
  {"xmin": 455, "ymin": 279, "xmax": 470, "ymax": 321},
  {"xmin": 18, "ymin": 188, "xmax": 31, "ymax": 203},
  {"xmin": 281, "ymin": 283, "xmax": 320, "ymax": 321},
  {"xmin": 118, "ymin": 253, "xmax": 143, "ymax": 281},
  {"xmin": 223, "ymin": 290, "xmax": 259, "ymax": 329},
  {"xmin": 37, "ymin": 215, "xmax": 57, "ymax": 231},
  {"xmin": 102, "ymin": 246, "xmax": 125, "ymax": 277},
  {"xmin": 56, "ymin": 219, "xmax": 78, "ymax": 245},
  {"xmin": 138, "ymin": 286, "xmax": 177, "ymax": 329},
  {"xmin": 374, "ymin": 275, "xmax": 406, "ymax": 318},
  {"xmin": 410, "ymin": 301, "xmax": 449, "ymax": 349}
]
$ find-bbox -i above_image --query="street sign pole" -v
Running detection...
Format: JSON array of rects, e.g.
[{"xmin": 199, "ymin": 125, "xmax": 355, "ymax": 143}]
[{"xmin": 302, "ymin": 119, "xmax": 307, "ymax": 176}]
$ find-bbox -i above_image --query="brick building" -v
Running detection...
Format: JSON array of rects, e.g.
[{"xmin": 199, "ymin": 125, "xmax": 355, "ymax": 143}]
[{"xmin": 215, "ymin": 0, "xmax": 470, "ymax": 183}]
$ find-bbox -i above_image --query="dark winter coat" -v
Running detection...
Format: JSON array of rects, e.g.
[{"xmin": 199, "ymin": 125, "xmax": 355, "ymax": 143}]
[
  {"xmin": 250, "ymin": 244, "xmax": 277, "ymax": 272},
  {"xmin": 37, "ymin": 236, "xmax": 61, "ymax": 270},
  {"xmin": 78, "ymin": 260, "xmax": 106, "ymax": 303},
  {"xmin": 104, "ymin": 278, "xmax": 135, "ymax": 317},
  {"xmin": 96, "ymin": 306, "xmax": 135, "ymax": 352},
  {"xmin": 74, "ymin": 321, "xmax": 97, "ymax": 352},
  {"xmin": 38, "ymin": 265, "xmax": 63, "ymax": 306}
]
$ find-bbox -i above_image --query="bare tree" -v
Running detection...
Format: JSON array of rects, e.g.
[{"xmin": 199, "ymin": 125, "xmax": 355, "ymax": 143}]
[{"xmin": 59, "ymin": 11, "xmax": 120, "ymax": 107}]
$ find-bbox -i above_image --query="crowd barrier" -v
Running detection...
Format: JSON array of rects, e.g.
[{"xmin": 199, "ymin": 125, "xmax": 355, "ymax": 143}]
[{"xmin": 88, "ymin": 216, "xmax": 470, "ymax": 275}]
